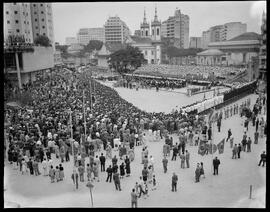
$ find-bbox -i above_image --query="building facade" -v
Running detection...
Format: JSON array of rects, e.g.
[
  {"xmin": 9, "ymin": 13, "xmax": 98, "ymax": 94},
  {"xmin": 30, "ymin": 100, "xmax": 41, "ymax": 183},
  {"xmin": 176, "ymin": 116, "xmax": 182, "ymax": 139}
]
[
  {"xmin": 4, "ymin": 3, "xmax": 34, "ymax": 43},
  {"xmin": 189, "ymin": 37, "xmax": 202, "ymax": 49},
  {"xmin": 30, "ymin": 3, "xmax": 55, "ymax": 49},
  {"xmin": 201, "ymin": 22, "xmax": 247, "ymax": 49},
  {"xmin": 65, "ymin": 37, "xmax": 77, "ymax": 45},
  {"xmin": 104, "ymin": 16, "xmax": 130, "ymax": 44},
  {"xmin": 161, "ymin": 9, "xmax": 189, "ymax": 49},
  {"xmin": 77, "ymin": 27, "xmax": 105, "ymax": 45},
  {"xmin": 258, "ymin": 11, "xmax": 266, "ymax": 81}
]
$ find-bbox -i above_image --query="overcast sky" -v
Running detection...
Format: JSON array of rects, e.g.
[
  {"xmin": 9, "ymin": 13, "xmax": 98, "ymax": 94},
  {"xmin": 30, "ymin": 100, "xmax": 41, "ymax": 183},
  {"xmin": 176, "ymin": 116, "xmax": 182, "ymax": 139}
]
[{"xmin": 52, "ymin": 1, "xmax": 266, "ymax": 44}]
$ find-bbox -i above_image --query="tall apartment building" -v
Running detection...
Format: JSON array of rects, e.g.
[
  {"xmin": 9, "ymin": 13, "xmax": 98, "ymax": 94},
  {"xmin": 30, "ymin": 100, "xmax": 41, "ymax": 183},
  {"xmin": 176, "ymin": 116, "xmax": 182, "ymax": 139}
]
[
  {"xmin": 65, "ymin": 37, "xmax": 77, "ymax": 45},
  {"xmin": 201, "ymin": 22, "xmax": 247, "ymax": 49},
  {"xmin": 161, "ymin": 9, "xmax": 189, "ymax": 49},
  {"xmin": 104, "ymin": 16, "xmax": 130, "ymax": 44},
  {"xmin": 189, "ymin": 37, "xmax": 201, "ymax": 48},
  {"xmin": 77, "ymin": 27, "xmax": 105, "ymax": 45},
  {"xmin": 30, "ymin": 3, "xmax": 55, "ymax": 49},
  {"xmin": 4, "ymin": 3, "xmax": 34, "ymax": 43},
  {"xmin": 220, "ymin": 22, "xmax": 247, "ymax": 41}
]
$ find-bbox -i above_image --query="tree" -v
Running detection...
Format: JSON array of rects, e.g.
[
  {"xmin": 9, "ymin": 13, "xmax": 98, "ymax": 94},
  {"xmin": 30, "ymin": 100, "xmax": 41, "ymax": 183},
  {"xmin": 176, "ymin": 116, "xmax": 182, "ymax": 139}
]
[
  {"xmin": 108, "ymin": 45, "xmax": 147, "ymax": 75},
  {"xmin": 34, "ymin": 35, "xmax": 51, "ymax": 47},
  {"xmin": 83, "ymin": 40, "xmax": 103, "ymax": 53}
]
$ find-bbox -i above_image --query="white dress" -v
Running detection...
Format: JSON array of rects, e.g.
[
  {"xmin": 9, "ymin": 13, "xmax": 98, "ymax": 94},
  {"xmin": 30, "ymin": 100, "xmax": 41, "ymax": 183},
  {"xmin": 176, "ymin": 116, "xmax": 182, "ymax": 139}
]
[{"xmin": 22, "ymin": 160, "xmax": 27, "ymax": 174}]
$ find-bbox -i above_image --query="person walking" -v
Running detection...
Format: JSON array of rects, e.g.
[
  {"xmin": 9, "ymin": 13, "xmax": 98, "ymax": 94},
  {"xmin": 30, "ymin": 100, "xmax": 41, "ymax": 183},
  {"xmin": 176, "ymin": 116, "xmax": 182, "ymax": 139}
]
[
  {"xmin": 55, "ymin": 166, "xmax": 60, "ymax": 182},
  {"xmin": 138, "ymin": 177, "xmax": 146, "ymax": 198},
  {"xmin": 120, "ymin": 162, "xmax": 125, "ymax": 179},
  {"xmin": 171, "ymin": 145, "xmax": 178, "ymax": 161},
  {"xmin": 200, "ymin": 162, "xmax": 205, "ymax": 178},
  {"xmin": 180, "ymin": 153, "xmax": 185, "ymax": 169},
  {"xmin": 49, "ymin": 165, "xmax": 55, "ymax": 183},
  {"xmin": 162, "ymin": 156, "xmax": 168, "ymax": 173},
  {"xmin": 230, "ymin": 136, "xmax": 234, "ymax": 148},
  {"xmin": 217, "ymin": 118, "xmax": 221, "ymax": 132},
  {"xmin": 232, "ymin": 144, "xmax": 238, "ymax": 159},
  {"xmin": 125, "ymin": 156, "xmax": 131, "ymax": 177},
  {"xmin": 242, "ymin": 133, "xmax": 247, "ymax": 152},
  {"xmin": 258, "ymin": 151, "xmax": 266, "ymax": 167},
  {"xmin": 142, "ymin": 166, "xmax": 149, "ymax": 183},
  {"xmin": 42, "ymin": 158, "xmax": 48, "ymax": 176},
  {"xmin": 213, "ymin": 157, "xmax": 220, "ymax": 175},
  {"xmin": 131, "ymin": 188, "xmax": 138, "ymax": 208},
  {"xmin": 207, "ymin": 126, "xmax": 212, "ymax": 140},
  {"xmin": 185, "ymin": 150, "xmax": 190, "ymax": 168},
  {"xmin": 59, "ymin": 164, "xmax": 64, "ymax": 181},
  {"xmin": 113, "ymin": 171, "xmax": 121, "ymax": 191},
  {"xmin": 99, "ymin": 153, "xmax": 106, "ymax": 172},
  {"xmin": 171, "ymin": 172, "xmax": 178, "ymax": 192},
  {"xmin": 254, "ymin": 131, "xmax": 259, "ymax": 144},
  {"xmin": 21, "ymin": 158, "xmax": 27, "ymax": 175},
  {"xmin": 195, "ymin": 163, "xmax": 200, "ymax": 183},
  {"xmin": 71, "ymin": 169, "xmax": 79, "ymax": 189},
  {"xmin": 78, "ymin": 163, "xmax": 85, "ymax": 182},
  {"xmin": 28, "ymin": 158, "xmax": 34, "ymax": 175},
  {"xmin": 106, "ymin": 165, "xmax": 113, "ymax": 182},
  {"xmin": 237, "ymin": 143, "xmax": 242, "ymax": 159},
  {"xmin": 226, "ymin": 129, "xmax": 232, "ymax": 142},
  {"xmin": 247, "ymin": 137, "xmax": 252, "ymax": 152}
]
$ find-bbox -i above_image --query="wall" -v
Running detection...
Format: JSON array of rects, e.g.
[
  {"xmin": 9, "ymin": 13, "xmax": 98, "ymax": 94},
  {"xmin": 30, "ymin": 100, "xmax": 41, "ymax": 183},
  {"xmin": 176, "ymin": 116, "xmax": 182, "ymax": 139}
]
[{"xmin": 22, "ymin": 46, "xmax": 54, "ymax": 72}]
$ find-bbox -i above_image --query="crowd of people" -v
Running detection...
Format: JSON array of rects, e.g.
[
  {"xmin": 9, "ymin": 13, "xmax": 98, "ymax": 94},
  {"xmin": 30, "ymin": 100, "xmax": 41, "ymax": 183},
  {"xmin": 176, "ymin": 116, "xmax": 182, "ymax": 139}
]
[
  {"xmin": 4, "ymin": 66, "xmax": 266, "ymax": 207},
  {"xmin": 134, "ymin": 64, "xmax": 245, "ymax": 83}
]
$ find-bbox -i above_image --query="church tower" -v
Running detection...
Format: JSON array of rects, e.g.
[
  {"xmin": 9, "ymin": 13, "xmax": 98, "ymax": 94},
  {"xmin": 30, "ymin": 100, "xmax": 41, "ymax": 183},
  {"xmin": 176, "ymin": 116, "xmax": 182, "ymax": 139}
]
[
  {"xmin": 140, "ymin": 8, "xmax": 150, "ymax": 37},
  {"xmin": 151, "ymin": 6, "xmax": 161, "ymax": 41}
]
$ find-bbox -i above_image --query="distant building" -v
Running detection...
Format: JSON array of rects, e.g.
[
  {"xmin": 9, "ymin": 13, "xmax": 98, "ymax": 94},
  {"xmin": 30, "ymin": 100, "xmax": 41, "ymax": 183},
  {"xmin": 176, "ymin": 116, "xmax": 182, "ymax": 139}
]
[
  {"xmin": 258, "ymin": 11, "xmax": 266, "ymax": 81},
  {"xmin": 67, "ymin": 43, "xmax": 84, "ymax": 53},
  {"xmin": 77, "ymin": 27, "xmax": 105, "ymax": 45},
  {"xmin": 65, "ymin": 37, "xmax": 77, "ymax": 45},
  {"xmin": 161, "ymin": 9, "xmax": 189, "ymax": 49},
  {"xmin": 4, "ymin": 3, "xmax": 34, "ymax": 43},
  {"xmin": 30, "ymin": 3, "xmax": 55, "ymax": 50},
  {"xmin": 189, "ymin": 37, "xmax": 201, "ymax": 49},
  {"xmin": 104, "ymin": 16, "xmax": 130, "ymax": 44},
  {"xmin": 201, "ymin": 22, "xmax": 247, "ymax": 49},
  {"xmin": 134, "ymin": 30, "xmax": 141, "ymax": 36},
  {"xmin": 205, "ymin": 32, "xmax": 261, "ymax": 67}
]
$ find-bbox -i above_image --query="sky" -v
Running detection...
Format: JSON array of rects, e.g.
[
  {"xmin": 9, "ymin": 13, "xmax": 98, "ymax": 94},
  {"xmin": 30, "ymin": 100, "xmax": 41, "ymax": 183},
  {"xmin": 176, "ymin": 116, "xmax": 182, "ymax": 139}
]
[{"xmin": 52, "ymin": 1, "xmax": 266, "ymax": 44}]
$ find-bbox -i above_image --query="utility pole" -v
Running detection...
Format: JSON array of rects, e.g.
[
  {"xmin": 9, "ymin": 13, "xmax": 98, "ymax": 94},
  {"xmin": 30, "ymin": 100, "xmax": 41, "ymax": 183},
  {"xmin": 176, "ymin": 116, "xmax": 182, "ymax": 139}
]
[
  {"xmin": 83, "ymin": 89, "xmax": 87, "ymax": 144},
  {"xmin": 15, "ymin": 52, "xmax": 22, "ymax": 93}
]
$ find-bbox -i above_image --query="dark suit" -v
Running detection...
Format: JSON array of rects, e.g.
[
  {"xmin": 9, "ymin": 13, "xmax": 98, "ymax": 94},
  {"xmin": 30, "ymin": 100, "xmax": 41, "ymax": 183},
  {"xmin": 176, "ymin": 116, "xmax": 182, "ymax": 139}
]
[
  {"xmin": 213, "ymin": 158, "xmax": 220, "ymax": 175},
  {"xmin": 99, "ymin": 155, "xmax": 106, "ymax": 172}
]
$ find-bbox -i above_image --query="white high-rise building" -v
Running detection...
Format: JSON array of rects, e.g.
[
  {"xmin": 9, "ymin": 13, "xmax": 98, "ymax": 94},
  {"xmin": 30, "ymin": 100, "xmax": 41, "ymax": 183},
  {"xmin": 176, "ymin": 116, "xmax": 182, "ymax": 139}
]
[
  {"xmin": 65, "ymin": 37, "xmax": 77, "ymax": 45},
  {"xmin": 161, "ymin": 9, "xmax": 189, "ymax": 48},
  {"xmin": 4, "ymin": 3, "xmax": 34, "ymax": 43},
  {"xmin": 220, "ymin": 22, "xmax": 247, "ymax": 41},
  {"xmin": 77, "ymin": 28, "xmax": 105, "ymax": 45},
  {"xmin": 30, "ymin": 3, "xmax": 55, "ymax": 49},
  {"xmin": 104, "ymin": 16, "xmax": 130, "ymax": 44}
]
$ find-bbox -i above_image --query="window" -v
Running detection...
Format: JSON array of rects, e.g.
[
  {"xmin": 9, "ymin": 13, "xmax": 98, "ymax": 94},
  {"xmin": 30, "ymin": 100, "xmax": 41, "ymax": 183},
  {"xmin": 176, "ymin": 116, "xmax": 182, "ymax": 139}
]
[
  {"xmin": 43, "ymin": 33, "xmax": 46, "ymax": 36},
  {"xmin": 7, "ymin": 20, "xmax": 10, "ymax": 24},
  {"xmin": 35, "ymin": 26, "xmax": 38, "ymax": 29},
  {"xmin": 40, "ymin": 4, "xmax": 43, "ymax": 6},
  {"xmin": 14, "ymin": 11, "xmax": 18, "ymax": 14},
  {"xmin": 36, "ymin": 33, "xmax": 39, "ymax": 36},
  {"xmin": 6, "ymin": 11, "xmax": 9, "ymax": 14},
  {"xmin": 34, "ymin": 12, "xmax": 37, "ymax": 14},
  {"xmin": 41, "ymin": 11, "xmax": 44, "ymax": 14},
  {"xmin": 33, "ymin": 4, "xmax": 36, "ymax": 7},
  {"xmin": 157, "ymin": 28, "xmax": 159, "ymax": 36},
  {"xmin": 16, "ymin": 29, "xmax": 20, "ymax": 33},
  {"xmin": 15, "ymin": 20, "xmax": 19, "ymax": 24},
  {"xmin": 35, "ymin": 19, "xmax": 37, "ymax": 22},
  {"xmin": 13, "ymin": 3, "xmax": 16, "ymax": 5},
  {"xmin": 24, "ymin": 21, "xmax": 26, "ymax": 24},
  {"xmin": 151, "ymin": 50, "xmax": 154, "ymax": 55},
  {"xmin": 42, "ymin": 26, "xmax": 45, "ymax": 29},
  {"xmin": 23, "ymin": 12, "xmax": 25, "ymax": 15},
  {"xmin": 145, "ymin": 50, "xmax": 147, "ymax": 55},
  {"xmin": 42, "ymin": 18, "xmax": 44, "ymax": 22},
  {"xmin": 152, "ymin": 29, "xmax": 154, "ymax": 35}
]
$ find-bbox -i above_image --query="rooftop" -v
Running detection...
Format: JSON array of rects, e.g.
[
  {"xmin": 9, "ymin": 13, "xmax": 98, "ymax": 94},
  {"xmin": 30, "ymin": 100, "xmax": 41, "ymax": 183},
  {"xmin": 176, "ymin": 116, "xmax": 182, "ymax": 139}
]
[{"xmin": 228, "ymin": 32, "xmax": 261, "ymax": 41}]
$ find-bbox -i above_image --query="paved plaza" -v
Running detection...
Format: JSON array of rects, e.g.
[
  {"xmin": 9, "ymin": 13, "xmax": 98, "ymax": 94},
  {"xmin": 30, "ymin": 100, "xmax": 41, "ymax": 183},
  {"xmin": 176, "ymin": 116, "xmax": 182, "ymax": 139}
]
[{"xmin": 4, "ymin": 86, "xmax": 266, "ymax": 207}]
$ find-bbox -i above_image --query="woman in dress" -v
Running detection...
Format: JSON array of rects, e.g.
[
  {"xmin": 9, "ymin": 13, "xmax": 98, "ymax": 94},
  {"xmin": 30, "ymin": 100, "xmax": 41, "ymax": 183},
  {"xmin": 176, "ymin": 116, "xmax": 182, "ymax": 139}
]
[
  {"xmin": 125, "ymin": 156, "xmax": 131, "ymax": 176},
  {"xmin": 55, "ymin": 166, "xmax": 60, "ymax": 182},
  {"xmin": 200, "ymin": 162, "xmax": 205, "ymax": 178},
  {"xmin": 21, "ymin": 158, "xmax": 27, "ymax": 175}
]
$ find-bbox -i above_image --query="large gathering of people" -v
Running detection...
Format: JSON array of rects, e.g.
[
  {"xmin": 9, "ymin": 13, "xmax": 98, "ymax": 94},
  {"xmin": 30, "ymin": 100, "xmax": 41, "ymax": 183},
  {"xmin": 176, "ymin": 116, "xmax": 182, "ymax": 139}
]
[{"xmin": 4, "ymin": 64, "xmax": 266, "ymax": 207}]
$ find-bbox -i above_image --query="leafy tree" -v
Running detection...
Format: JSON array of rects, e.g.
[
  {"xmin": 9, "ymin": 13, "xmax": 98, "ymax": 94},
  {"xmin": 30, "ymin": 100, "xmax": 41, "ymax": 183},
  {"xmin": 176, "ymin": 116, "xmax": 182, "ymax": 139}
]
[
  {"xmin": 34, "ymin": 35, "xmax": 51, "ymax": 47},
  {"xmin": 108, "ymin": 45, "xmax": 147, "ymax": 75},
  {"xmin": 83, "ymin": 40, "xmax": 103, "ymax": 53}
]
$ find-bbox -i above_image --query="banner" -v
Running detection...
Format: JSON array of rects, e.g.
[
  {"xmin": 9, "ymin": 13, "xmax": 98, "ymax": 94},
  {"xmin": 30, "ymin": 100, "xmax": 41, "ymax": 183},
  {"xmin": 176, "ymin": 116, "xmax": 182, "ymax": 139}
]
[
  {"xmin": 217, "ymin": 138, "xmax": 225, "ymax": 154},
  {"xmin": 209, "ymin": 143, "xmax": 217, "ymax": 154},
  {"xmin": 198, "ymin": 140, "xmax": 207, "ymax": 156}
]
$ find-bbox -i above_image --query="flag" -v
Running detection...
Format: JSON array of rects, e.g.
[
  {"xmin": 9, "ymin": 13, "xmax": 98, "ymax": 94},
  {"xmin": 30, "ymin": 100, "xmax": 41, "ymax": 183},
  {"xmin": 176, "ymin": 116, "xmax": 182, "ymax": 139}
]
[
  {"xmin": 217, "ymin": 138, "xmax": 225, "ymax": 154},
  {"xmin": 208, "ymin": 107, "xmax": 215, "ymax": 124},
  {"xmin": 209, "ymin": 143, "xmax": 217, "ymax": 154},
  {"xmin": 198, "ymin": 140, "xmax": 207, "ymax": 156}
]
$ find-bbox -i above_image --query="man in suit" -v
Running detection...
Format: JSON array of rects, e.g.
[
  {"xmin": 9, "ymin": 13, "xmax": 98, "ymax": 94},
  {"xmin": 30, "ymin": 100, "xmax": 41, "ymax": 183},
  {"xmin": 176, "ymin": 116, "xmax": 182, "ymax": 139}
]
[
  {"xmin": 99, "ymin": 153, "xmax": 106, "ymax": 172},
  {"xmin": 213, "ymin": 156, "xmax": 220, "ymax": 175},
  {"xmin": 106, "ymin": 165, "xmax": 113, "ymax": 182},
  {"xmin": 171, "ymin": 172, "xmax": 178, "ymax": 192}
]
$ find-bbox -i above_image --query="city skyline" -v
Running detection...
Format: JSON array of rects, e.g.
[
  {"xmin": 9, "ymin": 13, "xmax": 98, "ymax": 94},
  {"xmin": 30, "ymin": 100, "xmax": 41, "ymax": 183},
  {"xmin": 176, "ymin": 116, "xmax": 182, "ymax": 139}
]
[{"xmin": 52, "ymin": 1, "xmax": 266, "ymax": 44}]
